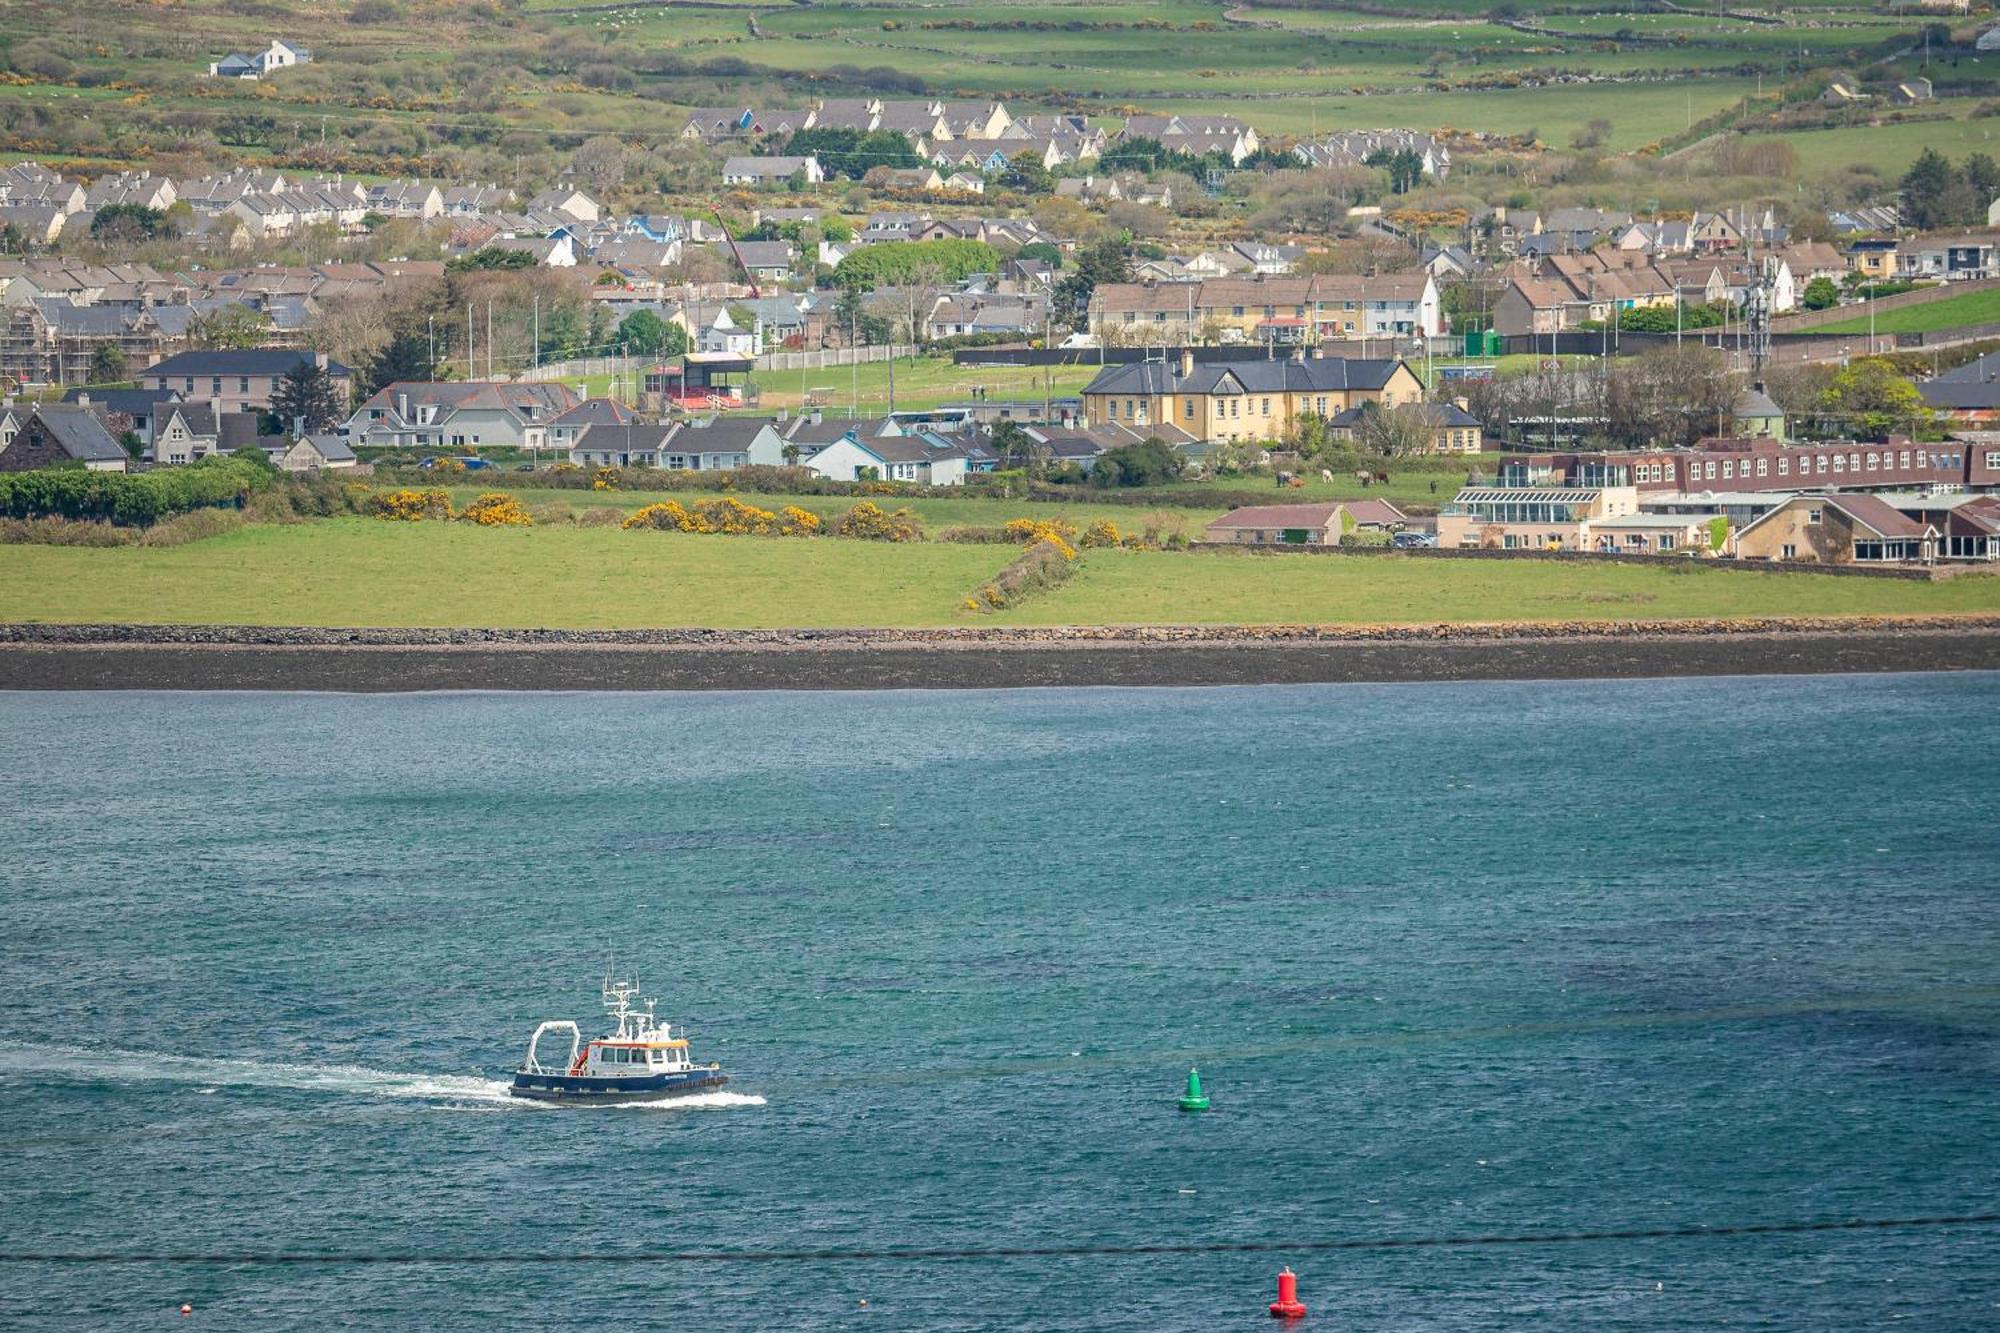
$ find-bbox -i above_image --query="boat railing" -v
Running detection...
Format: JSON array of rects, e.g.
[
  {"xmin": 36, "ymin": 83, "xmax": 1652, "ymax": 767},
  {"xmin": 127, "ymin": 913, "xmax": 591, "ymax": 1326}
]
[{"xmin": 522, "ymin": 1020, "xmax": 580, "ymax": 1076}]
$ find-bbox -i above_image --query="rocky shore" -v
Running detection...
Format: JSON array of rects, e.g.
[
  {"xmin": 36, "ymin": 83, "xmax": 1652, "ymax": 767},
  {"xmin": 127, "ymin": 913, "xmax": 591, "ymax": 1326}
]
[{"xmin": 4, "ymin": 618, "xmax": 2000, "ymax": 690}]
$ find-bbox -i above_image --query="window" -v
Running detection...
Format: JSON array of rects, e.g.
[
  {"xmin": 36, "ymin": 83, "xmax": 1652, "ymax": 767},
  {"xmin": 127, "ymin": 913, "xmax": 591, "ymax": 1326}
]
[
  {"xmin": 1807, "ymin": 508, "xmax": 1822, "ymax": 524},
  {"xmin": 1261, "ymin": 398, "xmax": 1271, "ymax": 415},
  {"xmin": 1660, "ymin": 533, "xmax": 1676, "ymax": 550},
  {"xmin": 1866, "ymin": 454, "xmax": 1879, "ymax": 472},
  {"xmin": 1782, "ymin": 543, "xmax": 1797, "ymax": 559},
  {"xmin": 1723, "ymin": 461, "xmax": 1735, "ymax": 480},
  {"xmin": 1986, "ymin": 450, "xmax": 2000, "ymax": 469},
  {"xmin": 210, "ymin": 377, "xmax": 222, "ymax": 394},
  {"xmin": 1705, "ymin": 462, "xmax": 1717, "ymax": 480},
  {"xmin": 1756, "ymin": 458, "xmax": 1768, "ymax": 477},
  {"xmin": 1833, "ymin": 454, "xmax": 1845, "ymax": 472},
  {"xmin": 1777, "ymin": 457, "xmax": 1789, "ymax": 476},
  {"xmin": 1183, "ymin": 398, "xmax": 1194, "ymax": 420},
  {"xmin": 1816, "ymin": 455, "xmax": 1828, "ymax": 474},
  {"xmin": 1901, "ymin": 451, "xmax": 1912, "ymax": 469},
  {"xmin": 238, "ymin": 377, "xmax": 250, "ymax": 393},
  {"xmin": 1849, "ymin": 452, "xmax": 1861, "ymax": 471}
]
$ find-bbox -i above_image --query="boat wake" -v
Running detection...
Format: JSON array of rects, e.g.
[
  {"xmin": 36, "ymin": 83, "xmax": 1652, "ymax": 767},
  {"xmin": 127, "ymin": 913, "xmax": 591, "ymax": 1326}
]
[{"xmin": 0, "ymin": 1043, "xmax": 763, "ymax": 1110}]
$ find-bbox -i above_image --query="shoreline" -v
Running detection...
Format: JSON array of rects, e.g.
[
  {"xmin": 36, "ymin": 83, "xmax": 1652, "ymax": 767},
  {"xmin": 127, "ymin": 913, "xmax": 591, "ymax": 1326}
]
[{"xmin": 5, "ymin": 619, "xmax": 2000, "ymax": 690}]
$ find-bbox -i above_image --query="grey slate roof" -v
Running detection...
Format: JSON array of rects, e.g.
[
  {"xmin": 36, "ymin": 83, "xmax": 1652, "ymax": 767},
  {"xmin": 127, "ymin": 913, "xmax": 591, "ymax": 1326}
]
[
  {"xmin": 1083, "ymin": 356, "xmax": 1408, "ymax": 397},
  {"xmin": 31, "ymin": 406, "xmax": 128, "ymax": 463},
  {"xmin": 143, "ymin": 349, "xmax": 352, "ymax": 378}
]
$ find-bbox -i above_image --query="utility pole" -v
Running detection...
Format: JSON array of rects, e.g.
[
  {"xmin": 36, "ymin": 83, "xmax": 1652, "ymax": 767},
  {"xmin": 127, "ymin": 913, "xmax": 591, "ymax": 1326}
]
[
  {"xmin": 485, "ymin": 299, "xmax": 493, "ymax": 380},
  {"xmin": 533, "ymin": 294, "xmax": 540, "ymax": 373},
  {"xmin": 466, "ymin": 303, "xmax": 474, "ymax": 381},
  {"xmin": 428, "ymin": 314, "xmax": 435, "ymax": 378}
]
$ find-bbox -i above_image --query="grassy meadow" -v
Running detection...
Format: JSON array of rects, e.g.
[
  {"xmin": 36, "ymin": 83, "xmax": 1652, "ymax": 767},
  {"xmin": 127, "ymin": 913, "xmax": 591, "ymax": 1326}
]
[
  {"xmin": 0, "ymin": 0, "xmax": 1963, "ymax": 181},
  {"xmin": 4, "ymin": 519, "xmax": 1996, "ymax": 630},
  {"xmin": 1814, "ymin": 286, "xmax": 2000, "ymax": 337}
]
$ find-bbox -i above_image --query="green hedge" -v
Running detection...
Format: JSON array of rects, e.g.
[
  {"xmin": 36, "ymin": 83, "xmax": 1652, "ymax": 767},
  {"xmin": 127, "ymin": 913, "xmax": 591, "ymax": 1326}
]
[{"xmin": 0, "ymin": 454, "xmax": 274, "ymax": 525}]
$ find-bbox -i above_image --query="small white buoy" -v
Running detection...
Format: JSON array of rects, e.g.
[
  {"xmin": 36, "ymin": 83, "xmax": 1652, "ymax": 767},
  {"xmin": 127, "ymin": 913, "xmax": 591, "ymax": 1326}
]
[{"xmin": 180, "ymin": 1305, "xmax": 193, "ymax": 1318}]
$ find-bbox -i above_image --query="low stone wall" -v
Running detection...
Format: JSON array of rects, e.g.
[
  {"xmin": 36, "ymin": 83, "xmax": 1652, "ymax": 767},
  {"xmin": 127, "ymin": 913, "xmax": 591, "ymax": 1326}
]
[{"xmin": 1187, "ymin": 541, "xmax": 1955, "ymax": 581}]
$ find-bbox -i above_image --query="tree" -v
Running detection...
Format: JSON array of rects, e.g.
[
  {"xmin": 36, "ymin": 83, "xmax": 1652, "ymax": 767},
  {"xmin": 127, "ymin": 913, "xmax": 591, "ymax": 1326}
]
[
  {"xmin": 270, "ymin": 360, "xmax": 341, "ymax": 434},
  {"xmin": 363, "ymin": 325, "xmax": 439, "ymax": 397},
  {"xmin": 89, "ymin": 344, "xmax": 128, "ymax": 384},
  {"xmin": 1801, "ymin": 276, "xmax": 1840, "ymax": 311},
  {"xmin": 1090, "ymin": 436, "xmax": 1184, "ymax": 487},
  {"xmin": 189, "ymin": 304, "xmax": 271, "ymax": 350},
  {"xmin": 615, "ymin": 309, "xmax": 686, "ymax": 357},
  {"xmin": 1054, "ymin": 233, "xmax": 1134, "ymax": 330},
  {"xmin": 991, "ymin": 420, "xmax": 1032, "ymax": 471},
  {"xmin": 1016, "ymin": 241, "xmax": 1063, "ymax": 269},
  {"xmin": 780, "ymin": 127, "xmax": 921, "ymax": 180},
  {"xmin": 1817, "ymin": 358, "xmax": 1928, "ymax": 441},
  {"xmin": 833, "ymin": 238, "xmax": 999, "ymax": 290},
  {"xmin": 1003, "ymin": 152, "xmax": 1054, "ymax": 194},
  {"xmin": 1354, "ymin": 402, "xmax": 1437, "ymax": 458},
  {"xmin": 1900, "ymin": 149, "xmax": 1959, "ymax": 232},
  {"xmin": 90, "ymin": 203, "xmax": 172, "ymax": 242},
  {"xmin": 447, "ymin": 248, "xmax": 537, "ymax": 274},
  {"xmin": 1603, "ymin": 345, "xmax": 1733, "ymax": 446}
]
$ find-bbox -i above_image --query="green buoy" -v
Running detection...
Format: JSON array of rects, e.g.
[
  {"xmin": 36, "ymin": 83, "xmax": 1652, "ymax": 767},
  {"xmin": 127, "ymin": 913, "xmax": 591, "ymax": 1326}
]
[{"xmin": 1177, "ymin": 1066, "xmax": 1211, "ymax": 1112}]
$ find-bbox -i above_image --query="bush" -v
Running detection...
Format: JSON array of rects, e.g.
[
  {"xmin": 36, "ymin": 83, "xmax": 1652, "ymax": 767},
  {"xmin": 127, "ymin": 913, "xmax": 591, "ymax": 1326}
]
[
  {"xmin": 833, "ymin": 501, "xmax": 923, "ymax": 542},
  {"xmin": 1002, "ymin": 516, "xmax": 1078, "ymax": 559},
  {"xmin": 460, "ymin": 492, "xmax": 534, "ymax": 526},
  {"xmin": 577, "ymin": 505, "xmax": 627, "ymax": 527},
  {"xmin": 369, "ymin": 488, "xmax": 454, "ymax": 521},
  {"xmin": 965, "ymin": 539, "xmax": 1077, "ymax": 612},
  {"xmin": 622, "ymin": 497, "xmax": 817, "ymax": 536},
  {"xmin": 0, "ymin": 454, "xmax": 272, "ymax": 526},
  {"xmin": 1080, "ymin": 518, "xmax": 1121, "ymax": 549}
]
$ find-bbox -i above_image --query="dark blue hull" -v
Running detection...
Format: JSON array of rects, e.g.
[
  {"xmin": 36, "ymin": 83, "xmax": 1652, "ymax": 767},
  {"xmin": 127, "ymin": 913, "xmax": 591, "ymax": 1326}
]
[{"xmin": 508, "ymin": 1068, "xmax": 729, "ymax": 1105}]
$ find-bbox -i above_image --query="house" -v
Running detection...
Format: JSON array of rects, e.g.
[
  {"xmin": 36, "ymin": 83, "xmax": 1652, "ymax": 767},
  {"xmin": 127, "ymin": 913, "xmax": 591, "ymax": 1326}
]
[
  {"xmin": 1733, "ymin": 385, "xmax": 1787, "ymax": 441},
  {"xmin": 1437, "ymin": 484, "xmax": 1642, "ymax": 551},
  {"xmin": 722, "ymin": 155, "xmax": 824, "ymax": 188},
  {"xmin": 1848, "ymin": 237, "xmax": 1900, "ymax": 282},
  {"xmin": 876, "ymin": 167, "xmax": 944, "ymax": 192},
  {"xmin": 1326, "ymin": 398, "xmax": 1484, "ymax": 455},
  {"xmin": 1082, "ymin": 349, "xmax": 1426, "ymax": 443},
  {"xmin": 669, "ymin": 416, "xmax": 782, "ymax": 470},
  {"xmin": 1734, "ymin": 493, "xmax": 1936, "ymax": 564},
  {"xmin": 59, "ymin": 387, "xmax": 179, "ymax": 448},
  {"xmin": 695, "ymin": 308, "xmax": 760, "ymax": 357},
  {"xmin": 207, "ymin": 39, "xmax": 310, "ymax": 80},
  {"xmin": 524, "ymin": 188, "xmax": 600, "ymax": 224},
  {"xmin": 1205, "ymin": 502, "xmax": 1393, "ymax": 547},
  {"xmin": 278, "ymin": 433, "xmax": 357, "ymax": 472},
  {"xmin": 1892, "ymin": 77, "xmax": 1935, "ymax": 105},
  {"xmin": 342, "ymin": 381, "xmax": 580, "ymax": 453},
  {"xmin": 1897, "ymin": 232, "xmax": 2000, "ymax": 282},
  {"xmin": 365, "ymin": 180, "xmax": 445, "ymax": 220},
  {"xmin": 1293, "ymin": 129, "xmax": 1450, "ymax": 181},
  {"xmin": 803, "ymin": 431, "xmax": 968, "ymax": 485},
  {"xmin": 1820, "ymin": 74, "xmax": 1870, "ymax": 105},
  {"xmin": 139, "ymin": 349, "xmax": 352, "ymax": 416},
  {"xmin": 1089, "ymin": 272, "xmax": 1440, "ymax": 345},
  {"xmin": 567, "ymin": 422, "xmax": 681, "ymax": 469},
  {"xmin": 728, "ymin": 241, "xmax": 796, "ymax": 286},
  {"xmin": 566, "ymin": 418, "xmax": 781, "ymax": 471},
  {"xmin": 679, "ymin": 107, "xmax": 807, "ymax": 144},
  {"xmin": 546, "ymin": 397, "xmax": 635, "ymax": 454},
  {"xmin": 0, "ymin": 405, "xmax": 129, "ymax": 472}
]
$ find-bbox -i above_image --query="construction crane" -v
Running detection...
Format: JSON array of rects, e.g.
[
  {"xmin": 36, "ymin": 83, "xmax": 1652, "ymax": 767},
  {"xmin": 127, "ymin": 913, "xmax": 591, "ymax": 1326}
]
[{"xmin": 712, "ymin": 207, "xmax": 760, "ymax": 300}]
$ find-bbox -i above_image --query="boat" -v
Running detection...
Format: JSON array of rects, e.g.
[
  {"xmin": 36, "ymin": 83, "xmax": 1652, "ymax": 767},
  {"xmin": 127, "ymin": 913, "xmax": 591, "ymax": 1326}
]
[{"xmin": 509, "ymin": 979, "xmax": 728, "ymax": 1105}]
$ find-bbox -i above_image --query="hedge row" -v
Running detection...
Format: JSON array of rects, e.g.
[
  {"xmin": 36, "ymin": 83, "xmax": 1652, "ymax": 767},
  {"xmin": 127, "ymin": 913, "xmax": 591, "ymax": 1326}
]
[{"xmin": 0, "ymin": 455, "xmax": 276, "ymax": 526}]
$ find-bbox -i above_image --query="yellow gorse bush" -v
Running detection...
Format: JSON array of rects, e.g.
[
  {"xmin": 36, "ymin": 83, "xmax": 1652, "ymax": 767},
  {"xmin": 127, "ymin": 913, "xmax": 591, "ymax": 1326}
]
[
  {"xmin": 834, "ymin": 501, "xmax": 924, "ymax": 542},
  {"xmin": 1003, "ymin": 516, "xmax": 1078, "ymax": 560},
  {"xmin": 622, "ymin": 498, "xmax": 821, "ymax": 537},
  {"xmin": 369, "ymin": 488, "xmax": 454, "ymax": 521},
  {"xmin": 459, "ymin": 492, "xmax": 533, "ymax": 526},
  {"xmin": 1080, "ymin": 518, "xmax": 1121, "ymax": 549},
  {"xmin": 591, "ymin": 466, "xmax": 621, "ymax": 491}
]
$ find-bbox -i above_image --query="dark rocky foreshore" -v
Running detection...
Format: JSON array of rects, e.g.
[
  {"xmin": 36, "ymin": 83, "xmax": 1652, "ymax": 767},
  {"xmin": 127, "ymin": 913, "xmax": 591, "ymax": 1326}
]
[{"xmin": 4, "ymin": 618, "xmax": 2000, "ymax": 690}]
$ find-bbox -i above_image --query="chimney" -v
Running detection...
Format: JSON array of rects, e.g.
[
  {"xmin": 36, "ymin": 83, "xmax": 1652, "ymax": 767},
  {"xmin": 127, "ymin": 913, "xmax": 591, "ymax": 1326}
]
[
  {"xmin": 810, "ymin": 407, "xmax": 822, "ymax": 425},
  {"xmin": 77, "ymin": 392, "xmax": 90, "ymax": 407},
  {"xmin": 1454, "ymin": 395, "xmax": 1470, "ymax": 412},
  {"xmin": 397, "ymin": 391, "xmax": 410, "ymax": 421},
  {"xmin": 313, "ymin": 350, "xmax": 328, "ymax": 370},
  {"xmin": 292, "ymin": 414, "xmax": 305, "ymax": 440},
  {"xmin": 1178, "ymin": 347, "xmax": 1193, "ymax": 379}
]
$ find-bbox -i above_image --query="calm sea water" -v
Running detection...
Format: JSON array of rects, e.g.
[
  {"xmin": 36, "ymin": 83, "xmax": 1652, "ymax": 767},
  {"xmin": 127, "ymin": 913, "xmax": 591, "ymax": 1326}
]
[{"xmin": 0, "ymin": 677, "xmax": 1996, "ymax": 1330}]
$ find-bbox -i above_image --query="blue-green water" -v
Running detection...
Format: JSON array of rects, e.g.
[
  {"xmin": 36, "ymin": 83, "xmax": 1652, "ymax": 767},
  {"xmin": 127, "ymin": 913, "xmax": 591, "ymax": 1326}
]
[{"xmin": 1, "ymin": 677, "xmax": 1997, "ymax": 1329}]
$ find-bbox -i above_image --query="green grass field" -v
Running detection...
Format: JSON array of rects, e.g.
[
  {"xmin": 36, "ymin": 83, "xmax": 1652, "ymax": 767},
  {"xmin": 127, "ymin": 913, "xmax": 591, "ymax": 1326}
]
[
  {"xmin": 4, "ymin": 519, "xmax": 1994, "ymax": 629},
  {"xmin": 1813, "ymin": 286, "xmax": 2000, "ymax": 337},
  {"xmin": 559, "ymin": 358, "xmax": 1104, "ymax": 417}
]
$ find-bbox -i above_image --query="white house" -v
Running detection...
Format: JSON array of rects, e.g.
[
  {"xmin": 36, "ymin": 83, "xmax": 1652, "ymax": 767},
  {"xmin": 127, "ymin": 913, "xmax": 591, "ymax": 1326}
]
[
  {"xmin": 208, "ymin": 39, "xmax": 310, "ymax": 79},
  {"xmin": 721, "ymin": 155, "xmax": 825, "ymax": 188}
]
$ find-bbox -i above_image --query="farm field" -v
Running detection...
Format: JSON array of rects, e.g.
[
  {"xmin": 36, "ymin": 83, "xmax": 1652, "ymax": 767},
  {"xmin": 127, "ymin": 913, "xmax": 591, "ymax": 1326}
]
[
  {"xmin": 1814, "ymin": 286, "xmax": 2000, "ymax": 335},
  {"xmin": 443, "ymin": 485, "xmax": 1234, "ymax": 535},
  {"xmin": 3, "ymin": 519, "xmax": 1995, "ymax": 630},
  {"xmin": 1008, "ymin": 546, "xmax": 2000, "ymax": 626},
  {"xmin": 0, "ymin": 0, "xmax": 1939, "ymax": 171}
]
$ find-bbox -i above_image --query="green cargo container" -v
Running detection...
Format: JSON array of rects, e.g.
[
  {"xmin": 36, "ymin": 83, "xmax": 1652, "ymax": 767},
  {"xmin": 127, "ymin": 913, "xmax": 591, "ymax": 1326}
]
[
  {"xmin": 1464, "ymin": 330, "xmax": 1484, "ymax": 358},
  {"xmin": 1483, "ymin": 330, "xmax": 1505, "ymax": 357}
]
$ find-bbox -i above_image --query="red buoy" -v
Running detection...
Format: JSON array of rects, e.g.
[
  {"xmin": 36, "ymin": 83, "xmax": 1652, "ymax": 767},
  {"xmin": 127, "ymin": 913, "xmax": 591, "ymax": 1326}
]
[
  {"xmin": 179, "ymin": 1305, "xmax": 193, "ymax": 1317},
  {"xmin": 1269, "ymin": 1268, "xmax": 1306, "ymax": 1319}
]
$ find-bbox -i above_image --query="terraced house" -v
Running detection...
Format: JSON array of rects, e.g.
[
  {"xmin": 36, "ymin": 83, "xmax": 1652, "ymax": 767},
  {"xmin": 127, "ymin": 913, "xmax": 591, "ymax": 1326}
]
[
  {"xmin": 1081, "ymin": 350, "xmax": 1424, "ymax": 443},
  {"xmin": 1089, "ymin": 273, "xmax": 1441, "ymax": 346}
]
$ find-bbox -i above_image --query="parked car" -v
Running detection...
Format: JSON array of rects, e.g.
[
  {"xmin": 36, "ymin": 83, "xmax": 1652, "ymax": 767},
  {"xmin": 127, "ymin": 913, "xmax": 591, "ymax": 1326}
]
[{"xmin": 1391, "ymin": 531, "xmax": 1436, "ymax": 549}]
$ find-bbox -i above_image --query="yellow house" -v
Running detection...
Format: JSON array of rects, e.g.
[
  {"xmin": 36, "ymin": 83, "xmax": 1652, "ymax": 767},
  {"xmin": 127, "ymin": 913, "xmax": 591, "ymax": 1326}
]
[{"xmin": 1081, "ymin": 350, "xmax": 1425, "ymax": 443}]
